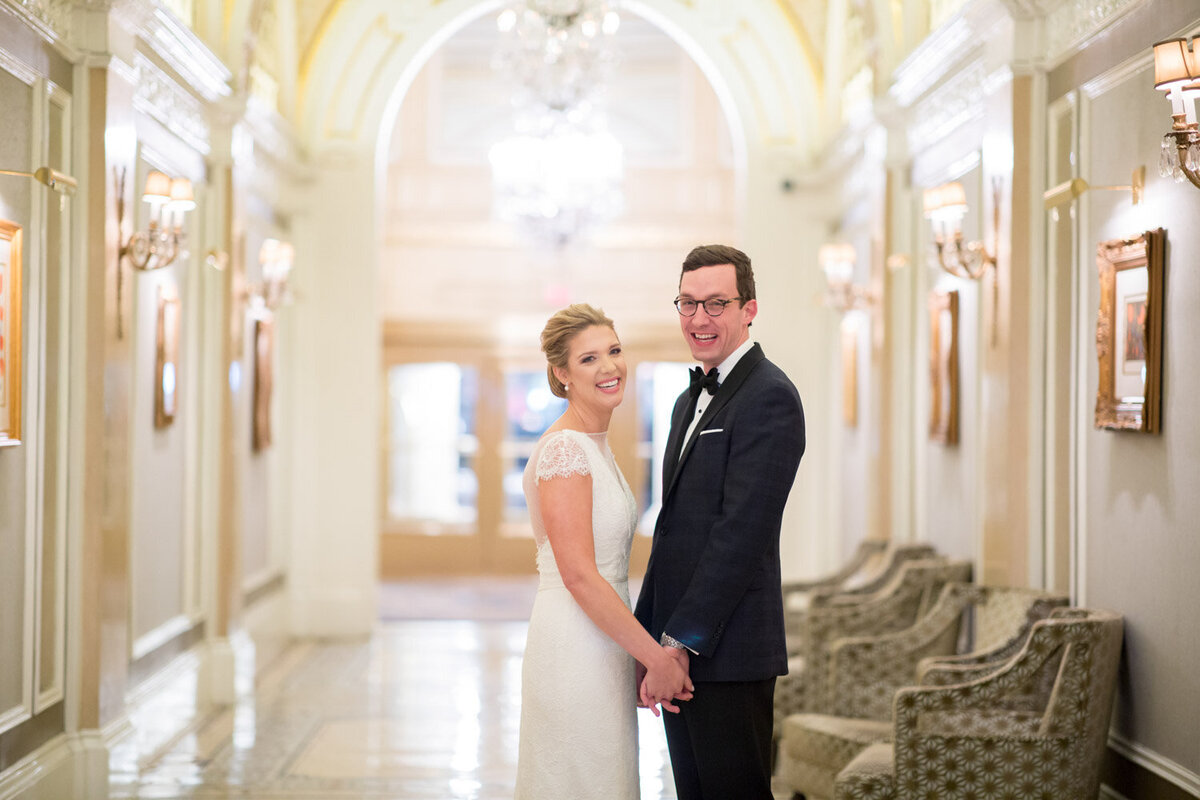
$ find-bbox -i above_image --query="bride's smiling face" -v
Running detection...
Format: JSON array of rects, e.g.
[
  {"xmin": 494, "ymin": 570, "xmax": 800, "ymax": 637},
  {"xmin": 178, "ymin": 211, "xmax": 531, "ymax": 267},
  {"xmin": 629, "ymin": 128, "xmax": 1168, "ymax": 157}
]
[{"xmin": 555, "ymin": 325, "xmax": 626, "ymax": 411}]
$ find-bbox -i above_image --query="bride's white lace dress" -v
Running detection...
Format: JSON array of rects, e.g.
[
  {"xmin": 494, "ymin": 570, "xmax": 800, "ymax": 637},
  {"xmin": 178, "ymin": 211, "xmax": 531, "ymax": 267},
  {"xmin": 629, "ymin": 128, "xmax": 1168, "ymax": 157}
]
[{"xmin": 515, "ymin": 429, "xmax": 640, "ymax": 799}]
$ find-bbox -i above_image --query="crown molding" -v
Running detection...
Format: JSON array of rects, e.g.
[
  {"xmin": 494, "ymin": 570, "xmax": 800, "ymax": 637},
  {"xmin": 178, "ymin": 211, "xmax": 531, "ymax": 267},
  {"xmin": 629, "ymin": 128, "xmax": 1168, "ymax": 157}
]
[
  {"xmin": 0, "ymin": 0, "xmax": 75, "ymax": 52},
  {"xmin": 1043, "ymin": 0, "xmax": 1148, "ymax": 68},
  {"xmin": 115, "ymin": 0, "xmax": 231, "ymax": 103},
  {"xmin": 132, "ymin": 52, "xmax": 210, "ymax": 155}
]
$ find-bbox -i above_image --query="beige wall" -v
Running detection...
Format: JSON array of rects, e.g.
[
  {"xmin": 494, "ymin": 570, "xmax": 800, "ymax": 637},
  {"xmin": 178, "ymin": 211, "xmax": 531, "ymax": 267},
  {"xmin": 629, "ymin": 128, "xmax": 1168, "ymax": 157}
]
[{"xmin": 1069, "ymin": 33, "xmax": 1200, "ymax": 784}]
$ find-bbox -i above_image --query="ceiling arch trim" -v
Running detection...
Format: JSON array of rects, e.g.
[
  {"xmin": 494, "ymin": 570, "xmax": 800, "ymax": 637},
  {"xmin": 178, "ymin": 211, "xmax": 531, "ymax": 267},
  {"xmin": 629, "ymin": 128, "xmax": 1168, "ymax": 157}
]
[
  {"xmin": 298, "ymin": 0, "xmax": 493, "ymax": 149},
  {"xmin": 298, "ymin": 0, "xmax": 823, "ymax": 164}
]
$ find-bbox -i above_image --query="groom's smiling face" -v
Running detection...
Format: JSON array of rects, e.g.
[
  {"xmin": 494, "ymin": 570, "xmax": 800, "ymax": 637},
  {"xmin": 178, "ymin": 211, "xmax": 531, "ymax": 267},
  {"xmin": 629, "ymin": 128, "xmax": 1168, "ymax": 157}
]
[{"xmin": 678, "ymin": 264, "xmax": 757, "ymax": 371}]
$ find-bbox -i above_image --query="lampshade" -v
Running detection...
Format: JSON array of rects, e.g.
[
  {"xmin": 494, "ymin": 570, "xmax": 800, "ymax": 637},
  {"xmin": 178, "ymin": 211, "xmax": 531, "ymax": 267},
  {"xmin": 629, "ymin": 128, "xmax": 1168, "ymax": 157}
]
[
  {"xmin": 167, "ymin": 178, "xmax": 196, "ymax": 211},
  {"xmin": 142, "ymin": 170, "xmax": 172, "ymax": 204},
  {"xmin": 922, "ymin": 186, "xmax": 943, "ymax": 217},
  {"xmin": 1153, "ymin": 38, "xmax": 1196, "ymax": 89},
  {"xmin": 819, "ymin": 243, "xmax": 856, "ymax": 284},
  {"xmin": 259, "ymin": 238, "xmax": 280, "ymax": 265},
  {"xmin": 924, "ymin": 182, "xmax": 968, "ymax": 222}
]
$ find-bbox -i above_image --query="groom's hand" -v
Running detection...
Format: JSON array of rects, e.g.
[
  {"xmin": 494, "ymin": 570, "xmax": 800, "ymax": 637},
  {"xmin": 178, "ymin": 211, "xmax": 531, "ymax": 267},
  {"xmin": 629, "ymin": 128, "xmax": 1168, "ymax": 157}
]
[
  {"xmin": 666, "ymin": 645, "xmax": 689, "ymax": 675},
  {"xmin": 664, "ymin": 645, "xmax": 694, "ymax": 706},
  {"xmin": 635, "ymin": 661, "xmax": 649, "ymax": 709}
]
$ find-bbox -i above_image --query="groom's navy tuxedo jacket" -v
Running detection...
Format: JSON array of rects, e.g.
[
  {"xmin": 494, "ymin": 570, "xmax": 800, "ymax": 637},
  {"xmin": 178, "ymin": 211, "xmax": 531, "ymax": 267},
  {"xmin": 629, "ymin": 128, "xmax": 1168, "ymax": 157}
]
[{"xmin": 634, "ymin": 343, "xmax": 805, "ymax": 683}]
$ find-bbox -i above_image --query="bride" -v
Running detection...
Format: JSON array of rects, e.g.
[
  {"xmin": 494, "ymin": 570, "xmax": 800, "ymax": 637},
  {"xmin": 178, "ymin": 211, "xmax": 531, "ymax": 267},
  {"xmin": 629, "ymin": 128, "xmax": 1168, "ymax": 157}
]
[{"xmin": 515, "ymin": 304, "xmax": 694, "ymax": 799}]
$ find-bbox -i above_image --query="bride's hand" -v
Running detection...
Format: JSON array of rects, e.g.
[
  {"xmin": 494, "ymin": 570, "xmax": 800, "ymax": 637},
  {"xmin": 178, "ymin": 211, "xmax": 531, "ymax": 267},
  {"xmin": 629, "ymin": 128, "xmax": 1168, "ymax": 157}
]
[{"xmin": 640, "ymin": 647, "xmax": 694, "ymax": 715}]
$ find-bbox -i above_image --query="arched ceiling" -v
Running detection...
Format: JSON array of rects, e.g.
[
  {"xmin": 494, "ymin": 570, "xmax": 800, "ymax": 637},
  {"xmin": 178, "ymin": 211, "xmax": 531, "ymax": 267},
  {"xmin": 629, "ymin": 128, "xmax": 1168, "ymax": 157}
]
[
  {"xmin": 268, "ymin": 0, "xmax": 925, "ymax": 158},
  {"xmin": 214, "ymin": 0, "xmax": 967, "ymax": 159}
]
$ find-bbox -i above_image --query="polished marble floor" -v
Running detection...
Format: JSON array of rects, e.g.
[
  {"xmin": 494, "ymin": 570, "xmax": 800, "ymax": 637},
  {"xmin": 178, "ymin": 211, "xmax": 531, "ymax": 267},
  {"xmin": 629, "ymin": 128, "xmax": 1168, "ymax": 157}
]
[{"xmin": 108, "ymin": 582, "xmax": 789, "ymax": 799}]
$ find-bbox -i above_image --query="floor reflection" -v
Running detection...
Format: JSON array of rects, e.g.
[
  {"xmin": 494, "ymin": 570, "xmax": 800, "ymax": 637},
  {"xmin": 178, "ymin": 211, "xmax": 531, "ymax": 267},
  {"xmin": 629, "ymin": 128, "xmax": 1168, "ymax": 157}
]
[{"xmin": 109, "ymin": 620, "xmax": 682, "ymax": 799}]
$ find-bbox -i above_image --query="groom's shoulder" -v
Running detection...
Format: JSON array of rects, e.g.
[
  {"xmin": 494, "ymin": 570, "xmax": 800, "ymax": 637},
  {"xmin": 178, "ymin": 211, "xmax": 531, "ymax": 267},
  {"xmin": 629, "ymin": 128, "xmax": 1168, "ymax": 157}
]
[{"xmin": 751, "ymin": 354, "xmax": 799, "ymax": 393}]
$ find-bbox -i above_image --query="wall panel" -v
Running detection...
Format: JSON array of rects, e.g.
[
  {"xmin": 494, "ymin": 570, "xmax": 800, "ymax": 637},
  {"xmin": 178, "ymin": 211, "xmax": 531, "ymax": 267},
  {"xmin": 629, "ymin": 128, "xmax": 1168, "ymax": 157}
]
[{"xmin": 1078, "ymin": 58, "xmax": 1200, "ymax": 785}]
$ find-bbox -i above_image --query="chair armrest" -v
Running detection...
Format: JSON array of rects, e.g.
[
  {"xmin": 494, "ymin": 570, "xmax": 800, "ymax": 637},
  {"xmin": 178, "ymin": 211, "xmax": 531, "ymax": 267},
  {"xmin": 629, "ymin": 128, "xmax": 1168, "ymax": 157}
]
[{"xmin": 826, "ymin": 583, "xmax": 973, "ymax": 719}]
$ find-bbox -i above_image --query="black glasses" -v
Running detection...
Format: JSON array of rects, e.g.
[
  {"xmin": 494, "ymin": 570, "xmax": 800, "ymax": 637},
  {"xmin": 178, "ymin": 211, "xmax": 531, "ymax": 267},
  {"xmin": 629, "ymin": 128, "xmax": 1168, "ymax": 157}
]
[{"xmin": 674, "ymin": 296, "xmax": 744, "ymax": 317}]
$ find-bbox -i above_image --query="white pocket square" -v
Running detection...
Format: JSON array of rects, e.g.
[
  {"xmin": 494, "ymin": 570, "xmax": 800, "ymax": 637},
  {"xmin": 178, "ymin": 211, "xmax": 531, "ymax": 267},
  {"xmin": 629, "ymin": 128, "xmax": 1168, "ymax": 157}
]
[{"xmin": 699, "ymin": 428, "xmax": 724, "ymax": 435}]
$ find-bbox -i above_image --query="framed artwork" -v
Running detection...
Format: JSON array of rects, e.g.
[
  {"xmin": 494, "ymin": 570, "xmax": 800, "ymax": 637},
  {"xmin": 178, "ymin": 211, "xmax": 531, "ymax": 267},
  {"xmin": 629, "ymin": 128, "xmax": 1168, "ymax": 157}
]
[
  {"xmin": 841, "ymin": 319, "xmax": 857, "ymax": 427},
  {"xmin": 253, "ymin": 317, "xmax": 274, "ymax": 451},
  {"xmin": 928, "ymin": 290, "xmax": 959, "ymax": 445},
  {"xmin": 1095, "ymin": 228, "xmax": 1165, "ymax": 432},
  {"xmin": 154, "ymin": 287, "xmax": 181, "ymax": 429},
  {"xmin": 0, "ymin": 220, "xmax": 22, "ymax": 447}
]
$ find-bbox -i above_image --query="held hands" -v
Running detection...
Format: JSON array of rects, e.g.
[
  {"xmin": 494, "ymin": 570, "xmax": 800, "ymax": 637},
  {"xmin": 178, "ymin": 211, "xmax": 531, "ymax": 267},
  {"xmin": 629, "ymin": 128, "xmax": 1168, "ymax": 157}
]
[{"xmin": 637, "ymin": 645, "xmax": 693, "ymax": 717}]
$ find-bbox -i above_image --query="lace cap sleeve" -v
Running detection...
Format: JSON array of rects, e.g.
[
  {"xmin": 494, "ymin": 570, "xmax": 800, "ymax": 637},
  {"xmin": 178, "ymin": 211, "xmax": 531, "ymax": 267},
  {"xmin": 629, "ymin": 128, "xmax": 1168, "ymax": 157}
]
[{"xmin": 535, "ymin": 431, "xmax": 592, "ymax": 483}]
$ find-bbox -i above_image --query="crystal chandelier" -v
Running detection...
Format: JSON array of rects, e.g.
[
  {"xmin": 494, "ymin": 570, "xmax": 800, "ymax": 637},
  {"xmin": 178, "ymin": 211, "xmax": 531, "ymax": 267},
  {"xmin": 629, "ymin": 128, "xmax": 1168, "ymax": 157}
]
[
  {"xmin": 490, "ymin": 108, "xmax": 623, "ymax": 247},
  {"xmin": 490, "ymin": 1, "xmax": 625, "ymax": 247},
  {"xmin": 494, "ymin": 1, "xmax": 620, "ymax": 111}
]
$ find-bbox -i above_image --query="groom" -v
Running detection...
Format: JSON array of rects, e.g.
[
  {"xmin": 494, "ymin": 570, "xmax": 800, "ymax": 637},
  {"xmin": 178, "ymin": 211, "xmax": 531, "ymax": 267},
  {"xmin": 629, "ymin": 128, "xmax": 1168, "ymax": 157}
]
[{"xmin": 634, "ymin": 244, "xmax": 805, "ymax": 799}]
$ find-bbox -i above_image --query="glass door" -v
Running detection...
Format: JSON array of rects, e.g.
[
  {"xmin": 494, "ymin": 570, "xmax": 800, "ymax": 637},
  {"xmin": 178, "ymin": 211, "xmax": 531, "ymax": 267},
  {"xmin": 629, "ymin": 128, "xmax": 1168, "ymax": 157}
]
[{"xmin": 380, "ymin": 324, "xmax": 689, "ymax": 576}]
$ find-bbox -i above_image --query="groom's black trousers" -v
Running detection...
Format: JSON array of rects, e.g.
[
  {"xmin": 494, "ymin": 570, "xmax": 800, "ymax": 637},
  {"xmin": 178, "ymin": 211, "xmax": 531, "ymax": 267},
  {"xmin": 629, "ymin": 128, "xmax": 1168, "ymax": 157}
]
[{"xmin": 662, "ymin": 676, "xmax": 776, "ymax": 800}]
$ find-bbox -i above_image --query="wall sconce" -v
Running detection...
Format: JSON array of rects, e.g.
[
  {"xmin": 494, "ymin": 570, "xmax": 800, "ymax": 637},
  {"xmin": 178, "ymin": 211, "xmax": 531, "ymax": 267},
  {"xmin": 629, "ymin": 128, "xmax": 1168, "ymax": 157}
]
[
  {"xmin": 248, "ymin": 238, "xmax": 294, "ymax": 313},
  {"xmin": 922, "ymin": 179, "xmax": 998, "ymax": 280},
  {"xmin": 1043, "ymin": 167, "xmax": 1145, "ymax": 209},
  {"xmin": 1153, "ymin": 37, "xmax": 1200, "ymax": 189},
  {"xmin": 0, "ymin": 166, "xmax": 78, "ymax": 195},
  {"xmin": 819, "ymin": 242, "xmax": 874, "ymax": 312},
  {"xmin": 113, "ymin": 167, "xmax": 196, "ymax": 338},
  {"xmin": 116, "ymin": 168, "xmax": 196, "ymax": 272}
]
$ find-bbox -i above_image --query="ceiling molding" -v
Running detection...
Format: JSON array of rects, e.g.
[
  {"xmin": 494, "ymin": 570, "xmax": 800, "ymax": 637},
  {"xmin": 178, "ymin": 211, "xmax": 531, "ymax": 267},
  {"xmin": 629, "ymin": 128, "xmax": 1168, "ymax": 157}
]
[{"xmin": 125, "ymin": 3, "xmax": 233, "ymax": 103}]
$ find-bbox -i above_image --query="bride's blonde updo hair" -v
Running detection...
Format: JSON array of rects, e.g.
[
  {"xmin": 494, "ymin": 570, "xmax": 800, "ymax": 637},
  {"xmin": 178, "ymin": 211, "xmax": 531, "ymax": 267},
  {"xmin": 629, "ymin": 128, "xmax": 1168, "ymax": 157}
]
[{"xmin": 540, "ymin": 303, "xmax": 616, "ymax": 399}]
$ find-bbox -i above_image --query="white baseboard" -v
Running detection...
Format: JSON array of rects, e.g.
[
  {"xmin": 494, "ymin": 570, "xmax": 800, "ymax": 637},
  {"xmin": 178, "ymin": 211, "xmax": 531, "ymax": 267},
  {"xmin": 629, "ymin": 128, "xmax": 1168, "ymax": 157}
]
[
  {"xmin": 1109, "ymin": 732, "xmax": 1200, "ymax": 798},
  {"xmin": 0, "ymin": 731, "xmax": 108, "ymax": 800}
]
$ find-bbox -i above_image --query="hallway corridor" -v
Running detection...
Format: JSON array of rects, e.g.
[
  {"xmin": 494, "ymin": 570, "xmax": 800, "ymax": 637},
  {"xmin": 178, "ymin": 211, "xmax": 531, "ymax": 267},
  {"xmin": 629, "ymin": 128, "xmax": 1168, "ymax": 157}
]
[{"xmin": 106, "ymin": 581, "xmax": 687, "ymax": 799}]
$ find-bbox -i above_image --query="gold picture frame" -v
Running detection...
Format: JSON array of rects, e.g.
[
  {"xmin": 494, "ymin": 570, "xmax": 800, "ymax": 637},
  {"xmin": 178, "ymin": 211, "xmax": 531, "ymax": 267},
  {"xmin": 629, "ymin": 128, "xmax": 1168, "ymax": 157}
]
[
  {"xmin": 154, "ymin": 287, "xmax": 181, "ymax": 429},
  {"xmin": 0, "ymin": 220, "xmax": 23, "ymax": 446},
  {"xmin": 841, "ymin": 318, "xmax": 858, "ymax": 427},
  {"xmin": 928, "ymin": 289, "xmax": 959, "ymax": 444},
  {"xmin": 253, "ymin": 317, "xmax": 274, "ymax": 451},
  {"xmin": 1095, "ymin": 228, "xmax": 1165, "ymax": 433}
]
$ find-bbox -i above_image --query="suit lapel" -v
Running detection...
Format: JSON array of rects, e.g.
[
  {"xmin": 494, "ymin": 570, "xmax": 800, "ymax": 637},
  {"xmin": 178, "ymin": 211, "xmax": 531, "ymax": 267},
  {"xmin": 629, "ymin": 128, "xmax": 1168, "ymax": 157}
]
[
  {"xmin": 661, "ymin": 392, "xmax": 694, "ymax": 492},
  {"xmin": 663, "ymin": 343, "xmax": 765, "ymax": 501}
]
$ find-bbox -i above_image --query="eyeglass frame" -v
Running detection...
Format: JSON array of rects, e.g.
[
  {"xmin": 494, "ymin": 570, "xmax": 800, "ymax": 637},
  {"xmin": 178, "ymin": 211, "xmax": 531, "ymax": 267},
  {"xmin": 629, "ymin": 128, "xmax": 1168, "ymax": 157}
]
[{"xmin": 673, "ymin": 296, "xmax": 746, "ymax": 317}]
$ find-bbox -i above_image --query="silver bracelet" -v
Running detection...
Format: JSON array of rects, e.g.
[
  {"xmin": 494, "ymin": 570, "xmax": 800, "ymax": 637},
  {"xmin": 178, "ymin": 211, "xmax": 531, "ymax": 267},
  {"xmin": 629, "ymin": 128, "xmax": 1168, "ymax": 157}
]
[{"xmin": 660, "ymin": 633, "xmax": 686, "ymax": 650}]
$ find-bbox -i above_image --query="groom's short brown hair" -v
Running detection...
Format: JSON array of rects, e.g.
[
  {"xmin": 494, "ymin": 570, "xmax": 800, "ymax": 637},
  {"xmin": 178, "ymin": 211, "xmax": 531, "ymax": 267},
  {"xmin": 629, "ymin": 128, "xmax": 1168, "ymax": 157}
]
[{"xmin": 680, "ymin": 244, "xmax": 756, "ymax": 303}]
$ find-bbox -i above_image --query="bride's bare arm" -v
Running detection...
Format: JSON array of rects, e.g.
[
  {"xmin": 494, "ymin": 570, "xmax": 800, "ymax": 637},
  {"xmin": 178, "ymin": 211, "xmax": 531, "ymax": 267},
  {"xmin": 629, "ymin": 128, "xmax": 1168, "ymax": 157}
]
[{"xmin": 540, "ymin": 473, "xmax": 693, "ymax": 712}]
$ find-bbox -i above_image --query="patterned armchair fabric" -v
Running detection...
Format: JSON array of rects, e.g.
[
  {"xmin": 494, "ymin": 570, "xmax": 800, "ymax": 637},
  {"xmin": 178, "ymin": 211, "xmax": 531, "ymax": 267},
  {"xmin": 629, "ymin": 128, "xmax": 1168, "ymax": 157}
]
[
  {"xmin": 785, "ymin": 544, "xmax": 939, "ymax": 648},
  {"xmin": 830, "ymin": 585, "xmax": 1069, "ymax": 721},
  {"xmin": 834, "ymin": 608, "xmax": 1124, "ymax": 800},
  {"xmin": 774, "ymin": 559, "xmax": 972, "ymax": 734},
  {"xmin": 776, "ymin": 585, "xmax": 1067, "ymax": 800}
]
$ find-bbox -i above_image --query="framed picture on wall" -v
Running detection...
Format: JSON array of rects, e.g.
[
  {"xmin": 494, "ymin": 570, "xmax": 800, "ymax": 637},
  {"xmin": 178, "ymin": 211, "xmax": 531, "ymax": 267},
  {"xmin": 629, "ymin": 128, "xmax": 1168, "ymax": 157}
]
[
  {"xmin": 928, "ymin": 289, "xmax": 959, "ymax": 445},
  {"xmin": 841, "ymin": 318, "xmax": 857, "ymax": 427},
  {"xmin": 154, "ymin": 287, "xmax": 181, "ymax": 429},
  {"xmin": 1095, "ymin": 228, "xmax": 1165, "ymax": 433},
  {"xmin": 253, "ymin": 317, "xmax": 274, "ymax": 451},
  {"xmin": 0, "ymin": 220, "xmax": 23, "ymax": 447}
]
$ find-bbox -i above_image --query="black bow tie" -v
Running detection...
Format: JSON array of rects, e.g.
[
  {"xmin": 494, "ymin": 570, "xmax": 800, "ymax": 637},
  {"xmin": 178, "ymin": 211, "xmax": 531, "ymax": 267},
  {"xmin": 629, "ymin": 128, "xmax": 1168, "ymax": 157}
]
[{"xmin": 689, "ymin": 367, "xmax": 721, "ymax": 399}]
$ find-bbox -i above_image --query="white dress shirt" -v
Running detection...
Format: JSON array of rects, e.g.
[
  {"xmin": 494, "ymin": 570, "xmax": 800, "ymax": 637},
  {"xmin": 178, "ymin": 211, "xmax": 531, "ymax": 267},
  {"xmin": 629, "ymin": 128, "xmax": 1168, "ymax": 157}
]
[{"xmin": 679, "ymin": 337, "xmax": 755, "ymax": 455}]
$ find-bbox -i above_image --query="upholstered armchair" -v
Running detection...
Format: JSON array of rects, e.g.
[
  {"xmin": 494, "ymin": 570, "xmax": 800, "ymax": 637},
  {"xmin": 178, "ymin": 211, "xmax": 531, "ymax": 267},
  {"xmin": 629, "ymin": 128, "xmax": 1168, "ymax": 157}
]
[
  {"xmin": 774, "ymin": 558, "xmax": 972, "ymax": 733},
  {"xmin": 834, "ymin": 608, "xmax": 1124, "ymax": 800},
  {"xmin": 776, "ymin": 585, "xmax": 1068, "ymax": 800},
  {"xmin": 782, "ymin": 539, "xmax": 888, "ymax": 617},
  {"xmin": 785, "ymin": 543, "xmax": 938, "ymax": 647}
]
